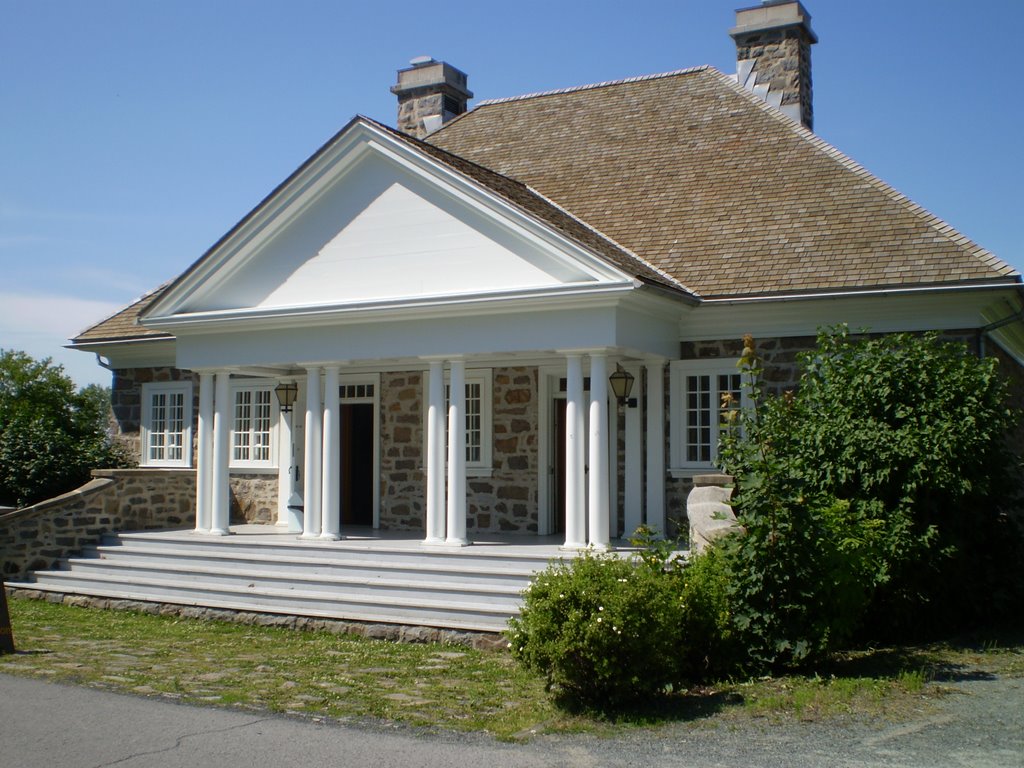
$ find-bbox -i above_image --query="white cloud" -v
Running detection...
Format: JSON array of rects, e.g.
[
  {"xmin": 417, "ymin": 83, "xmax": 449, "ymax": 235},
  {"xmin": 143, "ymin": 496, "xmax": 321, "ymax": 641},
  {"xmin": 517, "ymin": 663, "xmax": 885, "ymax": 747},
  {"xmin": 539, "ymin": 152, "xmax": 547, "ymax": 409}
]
[{"xmin": 0, "ymin": 292, "xmax": 122, "ymax": 388}]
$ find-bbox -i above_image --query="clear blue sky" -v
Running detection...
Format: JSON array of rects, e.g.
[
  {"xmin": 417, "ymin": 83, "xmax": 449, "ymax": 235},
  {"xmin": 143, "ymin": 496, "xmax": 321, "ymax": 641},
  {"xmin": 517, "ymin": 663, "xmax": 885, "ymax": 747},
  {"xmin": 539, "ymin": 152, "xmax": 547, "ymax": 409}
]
[{"xmin": 2, "ymin": 0, "xmax": 1022, "ymax": 387}]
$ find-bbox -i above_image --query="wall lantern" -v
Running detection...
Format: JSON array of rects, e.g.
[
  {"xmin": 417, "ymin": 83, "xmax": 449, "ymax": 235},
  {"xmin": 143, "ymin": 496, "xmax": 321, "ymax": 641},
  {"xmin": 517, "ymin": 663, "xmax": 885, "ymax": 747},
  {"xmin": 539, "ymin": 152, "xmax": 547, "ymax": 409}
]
[
  {"xmin": 274, "ymin": 381, "xmax": 299, "ymax": 413},
  {"xmin": 609, "ymin": 364, "xmax": 636, "ymax": 408}
]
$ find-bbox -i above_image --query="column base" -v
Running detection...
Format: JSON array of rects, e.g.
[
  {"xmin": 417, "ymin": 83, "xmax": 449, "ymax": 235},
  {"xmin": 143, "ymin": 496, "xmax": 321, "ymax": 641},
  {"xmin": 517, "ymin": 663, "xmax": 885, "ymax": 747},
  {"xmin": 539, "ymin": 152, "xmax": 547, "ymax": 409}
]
[
  {"xmin": 193, "ymin": 527, "xmax": 210, "ymax": 535},
  {"xmin": 421, "ymin": 537, "xmax": 447, "ymax": 547},
  {"xmin": 588, "ymin": 541, "xmax": 611, "ymax": 551},
  {"xmin": 209, "ymin": 528, "xmax": 231, "ymax": 537},
  {"xmin": 319, "ymin": 532, "xmax": 340, "ymax": 541},
  {"xmin": 299, "ymin": 532, "xmax": 321, "ymax": 540},
  {"xmin": 560, "ymin": 541, "xmax": 587, "ymax": 551},
  {"xmin": 444, "ymin": 537, "xmax": 471, "ymax": 547}
]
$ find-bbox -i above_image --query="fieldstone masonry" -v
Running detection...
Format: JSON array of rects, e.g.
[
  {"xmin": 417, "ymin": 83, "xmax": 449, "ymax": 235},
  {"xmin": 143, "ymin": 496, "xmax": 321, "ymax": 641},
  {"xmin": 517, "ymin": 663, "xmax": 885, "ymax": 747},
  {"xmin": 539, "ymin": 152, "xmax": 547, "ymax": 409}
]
[
  {"xmin": 111, "ymin": 366, "xmax": 197, "ymax": 459},
  {"xmin": 0, "ymin": 468, "xmax": 195, "ymax": 581},
  {"xmin": 229, "ymin": 473, "xmax": 278, "ymax": 524},
  {"xmin": 379, "ymin": 371, "xmax": 425, "ymax": 529},
  {"xmin": 378, "ymin": 367, "xmax": 539, "ymax": 534},
  {"xmin": 474, "ymin": 367, "xmax": 539, "ymax": 533}
]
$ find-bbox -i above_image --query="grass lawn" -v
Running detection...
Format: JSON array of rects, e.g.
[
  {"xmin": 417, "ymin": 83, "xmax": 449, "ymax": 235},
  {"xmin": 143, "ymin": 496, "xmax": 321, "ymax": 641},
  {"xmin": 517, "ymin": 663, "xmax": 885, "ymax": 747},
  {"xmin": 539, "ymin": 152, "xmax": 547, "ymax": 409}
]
[{"xmin": 2, "ymin": 596, "xmax": 1021, "ymax": 741}]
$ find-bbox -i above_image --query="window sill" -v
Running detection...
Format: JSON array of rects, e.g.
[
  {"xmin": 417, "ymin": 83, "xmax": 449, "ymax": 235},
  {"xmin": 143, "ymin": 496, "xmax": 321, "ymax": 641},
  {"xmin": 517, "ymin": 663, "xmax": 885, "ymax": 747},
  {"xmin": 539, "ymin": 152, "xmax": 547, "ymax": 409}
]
[{"xmin": 668, "ymin": 467, "xmax": 718, "ymax": 480}]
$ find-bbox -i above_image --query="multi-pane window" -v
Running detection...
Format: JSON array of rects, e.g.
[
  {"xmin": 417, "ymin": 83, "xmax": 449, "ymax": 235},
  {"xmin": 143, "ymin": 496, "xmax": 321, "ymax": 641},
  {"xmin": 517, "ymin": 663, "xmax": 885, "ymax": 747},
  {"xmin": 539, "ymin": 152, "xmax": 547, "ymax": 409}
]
[
  {"xmin": 141, "ymin": 383, "xmax": 192, "ymax": 467},
  {"xmin": 231, "ymin": 386, "xmax": 273, "ymax": 467},
  {"xmin": 445, "ymin": 381, "xmax": 483, "ymax": 464},
  {"xmin": 670, "ymin": 360, "xmax": 745, "ymax": 470},
  {"xmin": 341, "ymin": 383, "xmax": 375, "ymax": 400},
  {"xmin": 683, "ymin": 372, "xmax": 742, "ymax": 463},
  {"xmin": 427, "ymin": 369, "xmax": 492, "ymax": 472},
  {"xmin": 465, "ymin": 381, "xmax": 482, "ymax": 463}
]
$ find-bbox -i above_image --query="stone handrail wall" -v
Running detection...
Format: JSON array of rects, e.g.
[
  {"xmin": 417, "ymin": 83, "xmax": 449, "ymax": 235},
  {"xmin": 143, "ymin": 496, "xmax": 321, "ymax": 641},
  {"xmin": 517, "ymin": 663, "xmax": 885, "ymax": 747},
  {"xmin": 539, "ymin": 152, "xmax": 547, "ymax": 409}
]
[
  {"xmin": 686, "ymin": 473, "xmax": 740, "ymax": 554},
  {"xmin": 1, "ymin": 468, "xmax": 195, "ymax": 580}
]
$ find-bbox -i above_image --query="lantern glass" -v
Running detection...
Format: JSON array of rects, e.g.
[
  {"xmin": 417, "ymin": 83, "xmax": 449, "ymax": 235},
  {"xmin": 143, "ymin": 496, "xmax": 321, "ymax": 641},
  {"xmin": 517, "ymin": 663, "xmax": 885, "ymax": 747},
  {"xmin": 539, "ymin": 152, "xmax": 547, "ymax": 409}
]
[
  {"xmin": 274, "ymin": 381, "xmax": 299, "ymax": 412},
  {"xmin": 609, "ymin": 364, "xmax": 634, "ymax": 405}
]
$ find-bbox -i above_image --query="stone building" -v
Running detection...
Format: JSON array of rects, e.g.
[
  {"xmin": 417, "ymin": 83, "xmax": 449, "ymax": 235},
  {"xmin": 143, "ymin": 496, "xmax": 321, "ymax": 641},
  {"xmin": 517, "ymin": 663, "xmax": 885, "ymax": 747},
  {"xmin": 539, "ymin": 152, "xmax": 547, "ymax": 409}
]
[{"xmin": 70, "ymin": 1, "xmax": 1024, "ymax": 548}]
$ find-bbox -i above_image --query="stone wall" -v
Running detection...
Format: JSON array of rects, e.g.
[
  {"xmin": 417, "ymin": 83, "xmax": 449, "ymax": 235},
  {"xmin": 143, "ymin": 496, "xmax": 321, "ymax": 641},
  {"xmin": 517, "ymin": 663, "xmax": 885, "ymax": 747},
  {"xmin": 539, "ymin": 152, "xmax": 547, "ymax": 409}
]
[
  {"xmin": 377, "ymin": 366, "xmax": 539, "ymax": 534},
  {"xmin": 230, "ymin": 474, "xmax": 279, "ymax": 524},
  {"xmin": 1, "ymin": 468, "xmax": 195, "ymax": 580},
  {"xmin": 471, "ymin": 367, "xmax": 538, "ymax": 533},
  {"xmin": 111, "ymin": 366, "xmax": 198, "ymax": 459},
  {"xmin": 379, "ymin": 371, "xmax": 425, "ymax": 530}
]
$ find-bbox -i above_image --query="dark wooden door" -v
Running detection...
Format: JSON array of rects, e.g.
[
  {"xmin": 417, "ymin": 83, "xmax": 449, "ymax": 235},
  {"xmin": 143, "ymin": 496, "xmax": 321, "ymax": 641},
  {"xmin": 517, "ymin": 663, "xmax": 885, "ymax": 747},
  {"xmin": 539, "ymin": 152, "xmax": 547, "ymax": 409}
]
[
  {"xmin": 341, "ymin": 403, "xmax": 374, "ymax": 526},
  {"xmin": 553, "ymin": 399, "xmax": 566, "ymax": 535}
]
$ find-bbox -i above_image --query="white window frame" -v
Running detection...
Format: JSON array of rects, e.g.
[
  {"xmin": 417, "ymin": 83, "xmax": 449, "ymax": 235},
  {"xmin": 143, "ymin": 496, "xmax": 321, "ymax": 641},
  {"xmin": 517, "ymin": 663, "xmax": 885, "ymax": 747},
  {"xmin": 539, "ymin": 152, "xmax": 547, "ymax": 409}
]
[
  {"xmin": 140, "ymin": 381, "xmax": 193, "ymax": 468},
  {"xmin": 423, "ymin": 368, "xmax": 493, "ymax": 477},
  {"xmin": 669, "ymin": 359, "xmax": 747, "ymax": 475},
  {"xmin": 229, "ymin": 380, "xmax": 277, "ymax": 470}
]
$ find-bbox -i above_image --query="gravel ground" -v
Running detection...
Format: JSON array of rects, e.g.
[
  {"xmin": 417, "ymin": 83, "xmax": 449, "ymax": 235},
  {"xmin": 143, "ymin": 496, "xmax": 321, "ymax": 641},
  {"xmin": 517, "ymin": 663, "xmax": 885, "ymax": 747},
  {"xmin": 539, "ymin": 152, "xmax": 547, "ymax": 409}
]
[{"xmin": 2, "ymin": 672, "xmax": 1022, "ymax": 767}]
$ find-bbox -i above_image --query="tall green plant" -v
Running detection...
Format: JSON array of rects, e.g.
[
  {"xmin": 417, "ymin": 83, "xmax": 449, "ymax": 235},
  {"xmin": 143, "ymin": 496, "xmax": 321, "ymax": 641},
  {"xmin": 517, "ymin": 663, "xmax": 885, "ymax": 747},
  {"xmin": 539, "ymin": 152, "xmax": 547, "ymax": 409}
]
[
  {"xmin": 720, "ymin": 328, "xmax": 1023, "ymax": 642},
  {"xmin": 717, "ymin": 335, "xmax": 882, "ymax": 669}
]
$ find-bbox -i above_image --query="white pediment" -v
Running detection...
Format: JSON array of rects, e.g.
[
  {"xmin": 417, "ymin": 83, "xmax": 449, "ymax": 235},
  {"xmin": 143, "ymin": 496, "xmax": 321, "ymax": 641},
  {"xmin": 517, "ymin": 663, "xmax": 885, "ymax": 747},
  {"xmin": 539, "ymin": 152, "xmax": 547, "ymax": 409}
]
[{"xmin": 168, "ymin": 127, "xmax": 627, "ymax": 319}]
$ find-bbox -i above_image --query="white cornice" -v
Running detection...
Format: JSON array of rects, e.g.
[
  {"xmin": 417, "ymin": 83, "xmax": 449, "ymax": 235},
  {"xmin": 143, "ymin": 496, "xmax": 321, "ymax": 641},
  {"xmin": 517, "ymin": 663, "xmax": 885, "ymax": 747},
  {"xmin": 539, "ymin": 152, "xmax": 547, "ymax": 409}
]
[{"xmin": 144, "ymin": 282, "xmax": 638, "ymax": 336}]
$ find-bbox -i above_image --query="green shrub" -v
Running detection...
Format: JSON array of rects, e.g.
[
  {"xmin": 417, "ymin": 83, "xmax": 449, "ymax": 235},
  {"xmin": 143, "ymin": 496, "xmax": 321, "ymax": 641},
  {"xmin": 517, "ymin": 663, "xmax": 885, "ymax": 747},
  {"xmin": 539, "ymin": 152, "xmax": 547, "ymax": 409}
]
[
  {"xmin": 719, "ymin": 328, "xmax": 1024, "ymax": 646},
  {"xmin": 508, "ymin": 551, "xmax": 689, "ymax": 708},
  {"xmin": 0, "ymin": 351, "xmax": 132, "ymax": 507},
  {"xmin": 677, "ymin": 546, "xmax": 739, "ymax": 679}
]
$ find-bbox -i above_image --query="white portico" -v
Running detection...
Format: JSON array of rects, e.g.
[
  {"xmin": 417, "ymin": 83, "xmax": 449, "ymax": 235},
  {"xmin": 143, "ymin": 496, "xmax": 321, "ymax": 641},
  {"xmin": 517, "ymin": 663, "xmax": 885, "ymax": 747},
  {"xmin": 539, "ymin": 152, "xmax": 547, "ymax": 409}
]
[{"xmin": 138, "ymin": 118, "xmax": 686, "ymax": 547}]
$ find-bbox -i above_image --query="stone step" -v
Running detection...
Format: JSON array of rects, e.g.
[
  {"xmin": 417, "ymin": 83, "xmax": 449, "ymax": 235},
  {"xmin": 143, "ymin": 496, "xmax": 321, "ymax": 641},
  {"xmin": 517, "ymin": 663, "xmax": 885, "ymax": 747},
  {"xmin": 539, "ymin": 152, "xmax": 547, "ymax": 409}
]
[
  {"xmin": 17, "ymin": 570, "xmax": 518, "ymax": 632},
  {"xmin": 64, "ymin": 557, "xmax": 526, "ymax": 603},
  {"xmin": 82, "ymin": 544, "xmax": 538, "ymax": 587},
  {"xmin": 107, "ymin": 531, "xmax": 563, "ymax": 570}
]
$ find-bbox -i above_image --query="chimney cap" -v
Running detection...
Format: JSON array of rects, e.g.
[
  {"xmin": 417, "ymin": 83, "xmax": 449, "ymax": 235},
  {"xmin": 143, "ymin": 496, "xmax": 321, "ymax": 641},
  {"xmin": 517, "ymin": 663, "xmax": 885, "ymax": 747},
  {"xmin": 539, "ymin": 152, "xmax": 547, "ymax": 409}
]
[
  {"xmin": 730, "ymin": 0, "xmax": 817, "ymax": 44},
  {"xmin": 409, "ymin": 55, "xmax": 435, "ymax": 67}
]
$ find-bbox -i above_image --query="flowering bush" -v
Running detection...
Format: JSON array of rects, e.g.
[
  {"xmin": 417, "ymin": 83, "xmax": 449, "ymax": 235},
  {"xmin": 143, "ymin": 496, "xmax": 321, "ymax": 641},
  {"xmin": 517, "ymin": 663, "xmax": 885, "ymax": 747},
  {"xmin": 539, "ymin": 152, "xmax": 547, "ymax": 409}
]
[{"xmin": 507, "ymin": 552, "xmax": 688, "ymax": 708}]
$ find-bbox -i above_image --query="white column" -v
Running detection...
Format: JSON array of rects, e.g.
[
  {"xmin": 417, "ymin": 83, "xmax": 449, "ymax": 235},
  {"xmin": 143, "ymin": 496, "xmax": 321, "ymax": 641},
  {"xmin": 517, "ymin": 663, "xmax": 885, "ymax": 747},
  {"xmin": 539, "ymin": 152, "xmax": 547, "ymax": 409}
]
[
  {"xmin": 195, "ymin": 372, "xmax": 214, "ymax": 533},
  {"xmin": 302, "ymin": 367, "xmax": 322, "ymax": 539},
  {"xmin": 645, "ymin": 359, "xmax": 666, "ymax": 536},
  {"xmin": 588, "ymin": 353, "xmax": 610, "ymax": 549},
  {"xmin": 320, "ymin": 366, "xmax": 341, "ymax": 540},
  {"xmin": 608, "ymin": 387, "xmax": 618, "ymax": 539},
  {"xmin": 210, "ymin": 371, "xmax": 231, "ymax": 536},
  {"xmin": 424, "ymin": 360, "xmax": 446, "ymax": 544},
  {"xmin": 446, "ymin": 359, "xmax": 469, "ymax": 546},
  {"xmin": 276, "ymin": 403, "xmax": 294, "ymax": 527},
  {"xmin": 623, "ymin": 364, "xmax": 643, "ymax": 538},
  {"xmin": 563, "ymin": 354, "xmax": 586, "ymax": 549}
]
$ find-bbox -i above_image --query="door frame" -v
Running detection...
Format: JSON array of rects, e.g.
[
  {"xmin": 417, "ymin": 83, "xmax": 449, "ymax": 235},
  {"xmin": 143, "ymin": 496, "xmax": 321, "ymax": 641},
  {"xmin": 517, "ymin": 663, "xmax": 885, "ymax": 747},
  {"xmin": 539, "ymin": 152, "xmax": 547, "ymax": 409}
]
[
  {"xmin": 537, "ymin": 363, "xmax": 622, "ymax": 539},
  {"xmin": 339, "ymin": 372, "xmax": 381, "ymax": 528}
]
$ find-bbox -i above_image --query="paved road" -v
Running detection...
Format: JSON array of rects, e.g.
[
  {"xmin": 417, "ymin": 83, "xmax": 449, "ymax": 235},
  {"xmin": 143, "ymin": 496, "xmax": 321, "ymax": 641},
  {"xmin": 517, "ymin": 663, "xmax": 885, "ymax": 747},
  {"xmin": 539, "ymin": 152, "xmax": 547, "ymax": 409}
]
[{"xmin": 1, "ymin": 673, "xmax": 1022, "ymax": 767}]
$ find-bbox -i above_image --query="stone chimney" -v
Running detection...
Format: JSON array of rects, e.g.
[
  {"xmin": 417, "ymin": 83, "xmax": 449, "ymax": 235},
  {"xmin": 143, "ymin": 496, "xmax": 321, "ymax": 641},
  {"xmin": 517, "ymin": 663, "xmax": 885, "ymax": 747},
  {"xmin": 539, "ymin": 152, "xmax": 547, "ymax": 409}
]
[
  {"xmin": 731, "ymin": 1, "xmax": 817, "ymax": 130},
  {"xmin": 391, "ymin": 57, "xmax": 473, "ymax": 139}
]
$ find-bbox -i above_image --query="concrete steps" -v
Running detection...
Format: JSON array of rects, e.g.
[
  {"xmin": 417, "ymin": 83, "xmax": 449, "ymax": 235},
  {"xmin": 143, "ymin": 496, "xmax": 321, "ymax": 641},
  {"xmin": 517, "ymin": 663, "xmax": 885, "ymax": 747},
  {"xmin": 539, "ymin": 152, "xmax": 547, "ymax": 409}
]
[{"xmin": 8, "ymin": 530, "xmax": 568, "ymax": 633}]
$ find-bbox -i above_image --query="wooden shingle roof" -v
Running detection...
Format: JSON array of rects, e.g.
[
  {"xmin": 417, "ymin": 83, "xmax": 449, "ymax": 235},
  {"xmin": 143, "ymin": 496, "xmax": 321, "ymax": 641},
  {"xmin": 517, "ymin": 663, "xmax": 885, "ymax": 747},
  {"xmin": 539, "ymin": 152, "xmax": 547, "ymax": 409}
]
[
  {"xmin": 76, "ymin": 65, "xmax": 1018, "ymax": 345},
  {"xmin": 369, "ymin": 118, "xmax": 690, "ymax": 294},
  {"xmin": 72, "ymin": 287, "xmax": 171, "ymax": 344},
  {"xmin": 428, "ymin": 66, "xmax": 1018, "ymax": 298}
]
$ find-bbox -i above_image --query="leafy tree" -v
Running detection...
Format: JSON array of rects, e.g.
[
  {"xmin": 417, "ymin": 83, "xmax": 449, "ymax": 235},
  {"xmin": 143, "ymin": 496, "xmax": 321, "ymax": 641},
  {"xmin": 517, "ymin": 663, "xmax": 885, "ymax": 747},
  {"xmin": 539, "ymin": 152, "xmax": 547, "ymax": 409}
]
[
  {"xmin": 0, "ymin": 350, "xmax": 131, "ymax": 507},
  {"xmin": 720, "ymin": 328, "xmax": 1024, "ymax": 653}
]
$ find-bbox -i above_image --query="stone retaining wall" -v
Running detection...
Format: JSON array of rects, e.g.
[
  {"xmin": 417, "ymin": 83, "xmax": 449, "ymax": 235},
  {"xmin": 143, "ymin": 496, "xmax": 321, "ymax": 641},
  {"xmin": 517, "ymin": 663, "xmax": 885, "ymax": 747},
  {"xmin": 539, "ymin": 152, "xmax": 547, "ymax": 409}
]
[{"xmin": 0, "ymin": 468, "xmax": 195, "ymax": 580}]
